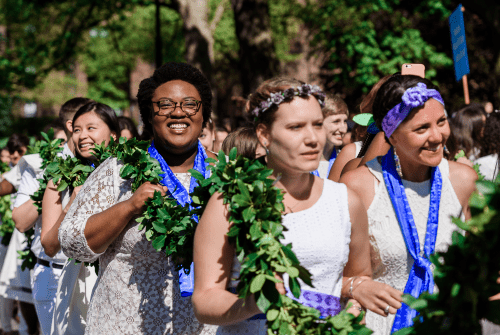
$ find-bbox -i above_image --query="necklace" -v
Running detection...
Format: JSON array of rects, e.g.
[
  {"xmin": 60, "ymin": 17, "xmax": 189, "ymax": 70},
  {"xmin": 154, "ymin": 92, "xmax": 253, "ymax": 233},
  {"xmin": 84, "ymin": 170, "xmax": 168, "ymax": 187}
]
[{"xmin": 283, "ymin": 174, "xmax": 314, "ymax": 215}]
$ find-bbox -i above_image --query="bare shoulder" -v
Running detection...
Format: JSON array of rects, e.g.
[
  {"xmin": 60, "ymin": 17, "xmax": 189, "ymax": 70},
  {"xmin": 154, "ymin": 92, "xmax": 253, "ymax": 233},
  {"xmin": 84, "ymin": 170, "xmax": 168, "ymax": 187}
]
[
  {"xmin": 340, "ymin": 165, "xmax": 376, "ymax": 210},
  {"xmin": 339, "ymin": 165, "xmax": 373, "ymax": 193},
  {"xmin": 338, "ymin": 142, "xmax": 357, "ymax": 159},
  {"xmin": 448, "ymin": 160, "xmax": 477, "ymax": 203}
]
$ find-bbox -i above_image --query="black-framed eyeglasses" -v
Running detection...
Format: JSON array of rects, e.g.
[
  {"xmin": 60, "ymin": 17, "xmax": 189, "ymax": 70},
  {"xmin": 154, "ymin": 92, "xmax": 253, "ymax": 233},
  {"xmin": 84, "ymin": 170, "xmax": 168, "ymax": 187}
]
[{"xmin": 151, "ymin": 98, "xmax": 202, "ymax": 116}]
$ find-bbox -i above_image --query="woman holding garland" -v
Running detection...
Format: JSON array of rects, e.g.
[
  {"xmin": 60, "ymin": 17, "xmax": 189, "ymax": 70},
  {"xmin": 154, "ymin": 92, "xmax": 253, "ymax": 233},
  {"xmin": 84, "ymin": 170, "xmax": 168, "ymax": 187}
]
[
  {"xmin": 41, "ymin": 102, "xmax": 118, "ymax": 335},
  {"xmin": 340, "ymin": 75, "xmax": 477, "ymax": 334},
  {"xmin": 59, "ymin": 62, "xmax": 217, "ymax": 334},
  {"xmin": 192, "ymin": 77, "xmax": 371, "ymax": 334}
]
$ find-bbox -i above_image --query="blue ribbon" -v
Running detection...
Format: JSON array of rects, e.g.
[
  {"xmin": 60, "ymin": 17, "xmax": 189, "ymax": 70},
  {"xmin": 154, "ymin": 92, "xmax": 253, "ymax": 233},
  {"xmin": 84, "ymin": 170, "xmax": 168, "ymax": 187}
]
[
  {"xmin": 381, "ymin": 148, "xmax": 442, "ymax": 333},
  {"xmin": 312, "ymin": 148, "xmax": 337, "ymax": 178},
  {"xmin": 148, "ymin": 140, "xmax": 209, "ymax": 297},
  {"xmin": 326, "ymin": 148, "xmax": 337, "ymax": 177}
]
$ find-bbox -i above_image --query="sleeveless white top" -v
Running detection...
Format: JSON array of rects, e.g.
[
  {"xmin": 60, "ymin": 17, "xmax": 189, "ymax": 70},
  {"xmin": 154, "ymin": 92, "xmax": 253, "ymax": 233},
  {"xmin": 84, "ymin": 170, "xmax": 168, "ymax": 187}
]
[
  {"xmin": 218, "ymin": 179, "xmax": 351, "ymax": 334},
  {"xmin": 364, "ymin": 158, "xmax": 463, "ymax": 335}
]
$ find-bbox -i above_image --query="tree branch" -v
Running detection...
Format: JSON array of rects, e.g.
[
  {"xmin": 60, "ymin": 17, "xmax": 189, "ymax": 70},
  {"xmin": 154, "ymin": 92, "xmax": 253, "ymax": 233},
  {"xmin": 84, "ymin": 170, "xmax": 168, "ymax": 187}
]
[{"xmin": 210, "ymin": 0, "xmax": 228, "ymax": 33}]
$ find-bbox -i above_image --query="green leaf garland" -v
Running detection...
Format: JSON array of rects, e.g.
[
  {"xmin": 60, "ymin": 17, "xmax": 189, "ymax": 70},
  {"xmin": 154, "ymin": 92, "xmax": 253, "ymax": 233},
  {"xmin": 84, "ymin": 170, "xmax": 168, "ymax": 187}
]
[{"xmin": 137, "ymin": 146, "xmax": 371, "ymax": 334}]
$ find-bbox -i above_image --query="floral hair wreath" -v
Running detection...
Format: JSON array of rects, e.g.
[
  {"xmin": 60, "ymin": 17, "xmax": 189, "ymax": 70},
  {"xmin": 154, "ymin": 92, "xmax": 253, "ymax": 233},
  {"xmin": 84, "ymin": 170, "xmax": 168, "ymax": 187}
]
[{"xmin": 251, "ymin": 84, "xmax": 326, "ymax": 118}]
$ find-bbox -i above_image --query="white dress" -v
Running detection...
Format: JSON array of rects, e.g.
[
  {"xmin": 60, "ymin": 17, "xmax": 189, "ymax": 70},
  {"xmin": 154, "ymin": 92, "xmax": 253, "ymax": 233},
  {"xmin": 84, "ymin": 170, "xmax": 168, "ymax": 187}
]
[
  {"xmin": 0, "ymin": 164, "xmax": 33, "ymax": 304},
  {"xmin": 364, "ymin": 158, "xmax": 463, "ymax": 335},
  {"xmin": 214, "ymin": 179, "xmax": 351, "ymax": 334},
  {"xmin": 474, "ymin": 154, "xmax": 499, "ymax": 181},
  {"xmin": 59, "ymin": 157, "xmax": 216, "ymax": 335},
  {"xmin": 51, "ymin": 188, "xmax": 98, "ymax": 335}
]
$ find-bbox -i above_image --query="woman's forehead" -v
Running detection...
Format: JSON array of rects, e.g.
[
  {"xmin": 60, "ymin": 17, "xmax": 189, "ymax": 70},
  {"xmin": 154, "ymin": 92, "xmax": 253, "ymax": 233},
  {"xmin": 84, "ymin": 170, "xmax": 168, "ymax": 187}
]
[
  {"xmin": 404, "ymin": 98, "xmax": 445, "ymax": 124},
  {"xmin": 153, "ymin": 80, "xmax": 200, "ymax": 100},
  {"xmin": 274, "ymin": 97, "xmax": 323, "ymax": 122}
]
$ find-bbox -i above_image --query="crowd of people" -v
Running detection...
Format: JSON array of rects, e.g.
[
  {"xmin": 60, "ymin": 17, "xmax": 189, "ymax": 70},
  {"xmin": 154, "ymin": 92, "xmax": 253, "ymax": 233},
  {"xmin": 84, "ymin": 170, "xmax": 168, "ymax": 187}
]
[{"xmin": 0, "ymin": 61, "xmax": 498, "ymax": 335}]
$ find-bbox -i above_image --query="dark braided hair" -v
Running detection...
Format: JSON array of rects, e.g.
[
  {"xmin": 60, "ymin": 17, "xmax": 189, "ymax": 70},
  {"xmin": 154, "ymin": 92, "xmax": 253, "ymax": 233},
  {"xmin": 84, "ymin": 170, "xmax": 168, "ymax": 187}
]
[{"xmin": 137, "ymin": 62, "xmax": 212, "ymax": 134}]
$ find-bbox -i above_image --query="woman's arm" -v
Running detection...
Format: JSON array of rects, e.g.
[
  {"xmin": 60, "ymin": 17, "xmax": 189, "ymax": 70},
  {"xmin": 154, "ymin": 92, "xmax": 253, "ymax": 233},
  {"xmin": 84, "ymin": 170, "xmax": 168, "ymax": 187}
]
[
  {"xmin": 83, "ymin": 181, "xmax": 167, "ymax": 254},
  {"xmin": 41, "ymin": 180, "xmax": 65, "ymax": 257},
  {"xmin": 340, "ymin": 169, "xmax": 403, "ymax": 316},
  {"xmin": 0, "ymin": 179, "xmax": 15, "ymax": 197},
  {"xmin": 359, "ymin": 132, "xmax": 390, "ymax": 167},
  {"xmin": 12, "ymin": 199, "xmax": 38, "ymax": 233},
  {"xmin": 328, "ymin": 143, "xmax": 357, "ymax": 182},
  {"xmin": 448, "ymin": 160, "xmax": 477, "ymax": 220},
  {"xmin": 192, "ymin": 193, "xmax": 261, "ymax": 325}
]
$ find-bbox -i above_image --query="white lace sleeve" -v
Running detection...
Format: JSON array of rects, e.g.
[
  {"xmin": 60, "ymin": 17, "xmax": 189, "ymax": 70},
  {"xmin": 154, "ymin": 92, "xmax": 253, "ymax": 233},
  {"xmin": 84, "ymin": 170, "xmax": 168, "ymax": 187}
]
[{"xmin": 59, "ymin": 157, "xmax": 118, "ymax": 262}]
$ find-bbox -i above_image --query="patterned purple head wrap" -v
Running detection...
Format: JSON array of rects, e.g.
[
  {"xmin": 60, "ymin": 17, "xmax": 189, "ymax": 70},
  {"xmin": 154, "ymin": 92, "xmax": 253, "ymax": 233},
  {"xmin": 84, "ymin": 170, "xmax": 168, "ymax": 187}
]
[{"xmin": 381, "ymin": 83, "xmax": 445, "ymax": 137}]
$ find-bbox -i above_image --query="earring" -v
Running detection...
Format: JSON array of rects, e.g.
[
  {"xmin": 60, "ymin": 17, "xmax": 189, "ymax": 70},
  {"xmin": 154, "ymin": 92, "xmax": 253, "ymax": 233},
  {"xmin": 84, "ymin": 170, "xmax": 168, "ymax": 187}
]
[
  {"xmin": 444, "ymin": 145, "xmax": 450, "ymax": 155},
  {"xmin": 265, "ymin": 147, "xmax": 270, "ymax": 155},
  {"xmin": 393, "ymin": 147, "xmax": 403, "ymax": 179}
]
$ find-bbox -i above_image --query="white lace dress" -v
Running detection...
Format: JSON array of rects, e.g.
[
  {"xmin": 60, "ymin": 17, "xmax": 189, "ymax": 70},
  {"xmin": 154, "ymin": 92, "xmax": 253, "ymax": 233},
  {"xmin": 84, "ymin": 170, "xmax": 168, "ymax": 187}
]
[
  {"xmin": 214, "ymin": 179, "xmax": 352, "ymax": 334},
  {"xmin": 59, "ymin": 157, "xmax": 216, "ymax": 335},
  {"xmin": 364, "ymin": 158, "xmax": 463, "ymax": 335}
]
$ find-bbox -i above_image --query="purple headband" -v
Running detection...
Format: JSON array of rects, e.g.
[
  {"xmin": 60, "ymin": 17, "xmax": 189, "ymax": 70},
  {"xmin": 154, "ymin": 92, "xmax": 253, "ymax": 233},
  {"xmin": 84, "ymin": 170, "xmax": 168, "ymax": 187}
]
[{"xmin": 381, "ymin": 83, "xmax": 444, "ymax": 137}]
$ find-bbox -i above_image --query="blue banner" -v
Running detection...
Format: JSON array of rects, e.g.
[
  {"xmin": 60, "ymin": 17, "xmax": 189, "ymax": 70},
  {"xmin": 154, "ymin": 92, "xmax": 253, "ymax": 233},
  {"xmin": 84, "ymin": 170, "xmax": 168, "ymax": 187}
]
[{"xmin": 448, "ymin": 4, "xmax": 470, "ymax": 82}]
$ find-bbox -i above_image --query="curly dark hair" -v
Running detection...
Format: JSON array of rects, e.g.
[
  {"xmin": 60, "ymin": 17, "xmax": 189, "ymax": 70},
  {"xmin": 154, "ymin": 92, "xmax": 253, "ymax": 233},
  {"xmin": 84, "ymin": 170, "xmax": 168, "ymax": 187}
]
[
  {"xmin": 481, "ymin": 112, "xmax": 500, "ymax": 157},
  {"xmin": 372, "ymin": 74, "xmax": 439, "ymax": 131},
  {"xmin": 137, "ymin": 62, "xmax": 212, "ymax": 134}
]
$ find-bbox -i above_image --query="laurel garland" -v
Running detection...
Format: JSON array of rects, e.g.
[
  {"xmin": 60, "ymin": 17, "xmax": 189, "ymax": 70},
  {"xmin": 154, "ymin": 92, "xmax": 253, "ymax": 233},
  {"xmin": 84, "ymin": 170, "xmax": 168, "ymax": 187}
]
[
  {"xmin": 0, "ymin": 161, "xmax": 14, "ymax": 246},
  {"xmin": 23, "ymin": 131, "xmax": 114, "ymax": 270},
  {"xmin": 127, "ymin": 146, "xmax": 370, "ymax": 334}
]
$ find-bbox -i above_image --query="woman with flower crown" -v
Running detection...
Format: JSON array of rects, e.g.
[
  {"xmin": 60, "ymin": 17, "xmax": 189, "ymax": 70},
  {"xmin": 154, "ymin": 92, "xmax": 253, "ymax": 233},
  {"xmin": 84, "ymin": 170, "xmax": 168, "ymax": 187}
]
[
  {"xmin": 192, "ymin": 77, "xmax": 372, "ymax": 334},
  {"xmin": 339, "ymin": 74, "xmax": 477, "ymax": 335},
  {"xmin": 58, "ymin": 62, "xmax": 218, "ymax": 335}
]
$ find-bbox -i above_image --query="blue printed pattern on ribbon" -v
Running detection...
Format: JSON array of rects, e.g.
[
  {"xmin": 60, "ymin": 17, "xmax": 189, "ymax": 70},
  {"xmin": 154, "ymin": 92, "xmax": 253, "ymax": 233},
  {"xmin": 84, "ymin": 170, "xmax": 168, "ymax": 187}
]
[
  {"xmin": 286, "ymin": 289, "xmax": 342, "ymax": 318},
  {"xmin": 148, "ymin": 140, "xmax": 209, "ymax": 297},
  {"xmin": 381, "ymin": 148, "xmax": 442, "ymax": 333}
]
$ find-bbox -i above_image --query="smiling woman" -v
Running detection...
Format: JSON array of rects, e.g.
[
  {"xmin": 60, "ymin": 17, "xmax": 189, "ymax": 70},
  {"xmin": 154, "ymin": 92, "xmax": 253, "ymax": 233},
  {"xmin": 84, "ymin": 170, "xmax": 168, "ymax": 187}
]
[
  {"xmin": 71, "ymin": 102, "xmax": 119, "ymax": 161},
  {"xmin": 339, "ymin": 75, "xmax": 478, "ymax": 335},
  {"xmin": 58, "ymin": 62, "xmax": 218, "ymax": 335}
]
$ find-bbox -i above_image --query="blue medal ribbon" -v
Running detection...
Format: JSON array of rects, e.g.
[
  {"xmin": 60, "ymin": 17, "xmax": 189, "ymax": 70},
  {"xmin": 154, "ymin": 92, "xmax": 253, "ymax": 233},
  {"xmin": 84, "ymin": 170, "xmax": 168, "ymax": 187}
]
[
  {"xmin": 381, "ymin": 148, "xmax": 442, "ymax": 333},
  {"xmin": 311, "ymin": 148, "xmax": 337, "ymax": 178},
  {"xmin": 326, "ymin": 148, "xmax": 337, "ymax": 177},
  {"xmin": 148, "ymin": 140, "xmax": 209, "ymax": 297}
]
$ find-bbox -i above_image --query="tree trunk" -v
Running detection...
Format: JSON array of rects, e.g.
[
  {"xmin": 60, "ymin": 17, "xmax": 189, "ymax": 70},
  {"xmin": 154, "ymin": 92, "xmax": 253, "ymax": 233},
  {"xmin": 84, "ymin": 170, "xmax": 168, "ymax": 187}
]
[
  {"xmin": 230, "ymin": 0, "xmax": 279, "ymax": 96},
  {"xmin": 174, "ymin": 0, "xmax": 214, "ymax": 82},
  {"xmin": 155, "ymin": 0, "xmax": 162, "ymax": 69}
]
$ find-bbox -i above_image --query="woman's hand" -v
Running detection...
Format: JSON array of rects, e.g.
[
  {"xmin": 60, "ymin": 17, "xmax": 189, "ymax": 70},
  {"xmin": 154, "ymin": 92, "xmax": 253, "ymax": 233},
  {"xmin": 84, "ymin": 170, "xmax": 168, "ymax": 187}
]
[
  {"xmin": 352, "ymin": 280, "xmax": 403, "ymax": 316},
  {"xmin": 126, "ymin": 182, "xmax": 168, "ymax": 215},
  {"xmin": 274, "ymin": 273, "xmax": 286, "ymax": 295},
  {"xmin": 345, "ymin": 299, "xmax": 364, "ymax": 320}
]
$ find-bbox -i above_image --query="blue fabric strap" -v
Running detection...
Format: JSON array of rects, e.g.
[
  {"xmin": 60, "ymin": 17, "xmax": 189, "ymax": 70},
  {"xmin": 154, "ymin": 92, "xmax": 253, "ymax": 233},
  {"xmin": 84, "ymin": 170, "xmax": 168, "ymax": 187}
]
[
  {"xmin": 381, "ymin": 148, "xmax": 442, "ymax": 333},
  {"xmin": 148, "ymin": 140, "xmax": 209, "ymax": 297},
  {"xmin": 326, "ymin": 148, "xmax": 337, "ymax": 177},
  {"xmin": 311, "ymin": 148, "xmax": 337, "ymax": 178}
]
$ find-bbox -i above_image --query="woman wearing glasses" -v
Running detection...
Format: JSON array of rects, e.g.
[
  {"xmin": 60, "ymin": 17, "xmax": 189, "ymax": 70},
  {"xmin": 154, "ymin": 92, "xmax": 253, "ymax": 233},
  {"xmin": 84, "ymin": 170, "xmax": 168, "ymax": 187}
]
[{"xmin": 58, "ymin": 62, "xmax": 217, "ymax": 334}]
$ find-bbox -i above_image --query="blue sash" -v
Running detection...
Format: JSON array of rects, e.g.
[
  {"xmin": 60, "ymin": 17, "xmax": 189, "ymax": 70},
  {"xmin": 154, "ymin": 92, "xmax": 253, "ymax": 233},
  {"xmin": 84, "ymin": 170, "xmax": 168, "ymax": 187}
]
[
  {"xmin": 286, "ymin": 289, "xmax": 341, "ymax": 318},
  {"xmin": 311, "ymin": 148, "xmax": 337, "ymax": 178},
  {"xmin": 326, "ymin": 148, "xmax": 337, "ymax": 177},
  {"xmin": 148, "ymin": 140, "xmax": 209, "ymax": 297},
  {"xmin": 381, "ymin": 148, "xmax": 442, "ymax": 333}
]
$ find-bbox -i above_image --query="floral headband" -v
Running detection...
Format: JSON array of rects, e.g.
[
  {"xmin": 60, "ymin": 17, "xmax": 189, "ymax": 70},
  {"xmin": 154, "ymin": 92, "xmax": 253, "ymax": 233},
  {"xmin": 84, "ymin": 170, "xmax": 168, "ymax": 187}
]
[
  {"xmin": 381, "ymin": 83, "xmax": 444, "ymax": 137},
  {"xmin": 251, "ymin": 84, "xmax": 326, "ymax": 118}
]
